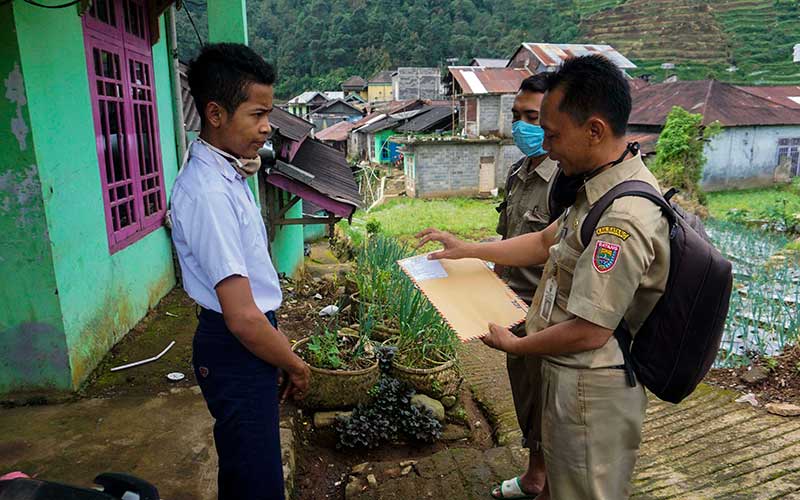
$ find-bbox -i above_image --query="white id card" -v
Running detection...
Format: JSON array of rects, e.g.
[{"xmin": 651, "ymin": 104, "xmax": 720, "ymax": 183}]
[{"xmin": 539, "ymin": 277, "xmax": 557, "ymax": 322}]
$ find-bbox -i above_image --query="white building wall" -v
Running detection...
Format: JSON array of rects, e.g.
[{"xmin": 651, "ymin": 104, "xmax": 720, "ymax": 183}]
[{"xmin": 702, "ymin": 125, "xmax": 800, "ymax": 190}]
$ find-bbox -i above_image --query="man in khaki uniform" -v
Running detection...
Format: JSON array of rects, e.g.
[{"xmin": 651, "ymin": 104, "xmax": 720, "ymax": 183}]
[
  {"xmin": 492, "ymin": 74, "xmax": 558, "ymax": 499},
  {"xmin": 418, "ymin": 55, "xmax": 669, "ymax": 499}
]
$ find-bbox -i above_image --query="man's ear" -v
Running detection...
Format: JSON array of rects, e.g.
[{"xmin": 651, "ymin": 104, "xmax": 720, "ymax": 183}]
[
  {"xmin": 586, "ymin": 117, "xmax": 608, "ymax": 146},
  {"xmin": 205, "ymin": 101, "xmax": 226, "ymax": 128}
]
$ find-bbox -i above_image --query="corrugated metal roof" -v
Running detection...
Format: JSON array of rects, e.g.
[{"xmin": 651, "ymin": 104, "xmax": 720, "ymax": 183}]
[
  {"xmin": 469, "ymin": 58, "xmax": 509, "ymax": 68},
  {"xmin": 448, "ymin": 67, "xmax": 533, "ymax": 95},
  {"xmin": 630, "ymin": 80, "xmax": 800, "ymax": 127},
  {"xmin": 515, "ymin": 43, "xmax": 636, "ymax": 70},
  {"xmin": 179, "ymin": 63, "xmax": 201, "ymax": 132},
  {"xmin": 315, "ymin": 120, "xmax": 355, "ymax": 142},
  {"xmin": 290, "ymin": 138, "xmax": 361, "ymax": 209},
  {"xmin": 396, "ymin": 106, "xmax": 457, "ymax": 133},
  {"xmin": 368, "ymin": 70, "xmax": 394, "ymax": 84},
  {"xmin": 287, "ymin": 91, "xmax": 326, "ymax": 104},
  {"xmin": 736, "ymin": 85, "xmax": 800, "ymax": 110},
  {"xmin": 341, "ymin": 76, "xmax": 367, "ymax": 89},
  {"xmin": 270, "ymin": 107, "xmax": 314, "ymax": 143},
  {"xmin": 311, "ymin": 99, "xmax": 363, "ymax": 115}
]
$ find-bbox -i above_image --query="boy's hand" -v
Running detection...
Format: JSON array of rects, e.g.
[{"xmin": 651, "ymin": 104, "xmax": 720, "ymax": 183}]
[
  {"xmin": 415, "ymin": 228, "xmax": 474, "ymax": 260},
  {"xmin": 281, "ymin": 357, "xmax": 311, "ymax": 402},
  {"xmin": 480, "ymin": 323, "xmax": 518, "ymax": 353}
]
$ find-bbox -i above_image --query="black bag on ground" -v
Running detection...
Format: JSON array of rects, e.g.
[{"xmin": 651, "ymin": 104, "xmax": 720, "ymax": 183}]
[
  {"xmin": 0, "ymin": 473, "xmax": 159, "ymax": 500},
  {"xmin": 578, "ymin": 181, "xmax": 733, "ymax": 404}
]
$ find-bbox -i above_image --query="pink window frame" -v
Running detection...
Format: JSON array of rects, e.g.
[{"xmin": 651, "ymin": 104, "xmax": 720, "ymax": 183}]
[{"xmin": 83, "ymin": 0, "xmax": 167, "ymax": 253}]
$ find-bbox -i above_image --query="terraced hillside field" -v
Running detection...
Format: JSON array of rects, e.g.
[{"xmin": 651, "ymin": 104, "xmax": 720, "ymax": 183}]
[{"xmin": 578, "ymin": 0, "xmax": 800, "ymax": 84}]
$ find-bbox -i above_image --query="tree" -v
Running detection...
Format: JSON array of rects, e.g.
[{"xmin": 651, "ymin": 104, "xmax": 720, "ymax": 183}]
[{"xmin": 651, "ymin": 106, "xmax": 722, "ymax": 201}]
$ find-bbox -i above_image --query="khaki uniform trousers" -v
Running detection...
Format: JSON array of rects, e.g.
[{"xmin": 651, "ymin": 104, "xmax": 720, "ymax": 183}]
[
  {"xmin": 506, "ymin": 323, "xmax": 543, "ymax": 449},
  {"xmin": 540, "ymin": 360, "xmax": 647, "ymax": 500}
]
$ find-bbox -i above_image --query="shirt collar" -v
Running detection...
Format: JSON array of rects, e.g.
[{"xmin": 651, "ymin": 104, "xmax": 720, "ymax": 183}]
[
  {"xmin": 535, "ymin": 156, "xmax": 558, "ymax": 181},
  {"xmin": 584, "ymin": 153, "xmax": 646, "ymax": 205},
  {"xmin": 517, "ymin": 155, "xmax": 558, "ymax": 183},
  {"xmin": 191, "ymin": 139, "xmax": 243, "ymax": 182}
]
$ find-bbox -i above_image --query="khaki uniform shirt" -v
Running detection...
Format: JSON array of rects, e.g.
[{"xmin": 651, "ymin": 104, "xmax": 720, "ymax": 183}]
[
  {"xmin": 526, "ymin": 153, "xmax": 670, "ymax": 369},
  {"xmin": 496, "ymin": 156, "xmax": 558, "ymax": 304}
]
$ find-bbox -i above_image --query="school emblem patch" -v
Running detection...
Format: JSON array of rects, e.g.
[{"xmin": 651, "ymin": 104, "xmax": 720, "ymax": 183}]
[{"xmin": 593, "ymin": 241, "xmax": 620, "ymax": 273}]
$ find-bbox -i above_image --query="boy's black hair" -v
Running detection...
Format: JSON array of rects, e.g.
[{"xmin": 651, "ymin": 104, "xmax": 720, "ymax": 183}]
[
  {"xmin": 519, "ymin": 73, "xmax": 548, "ymax": 94},
  {"xmin": 187, "ymin": 43, "xmax": 276, "ymax": 126},
  {"xmin": 544, "ymin": 54, "xmax": 631, "ymax": 137}
]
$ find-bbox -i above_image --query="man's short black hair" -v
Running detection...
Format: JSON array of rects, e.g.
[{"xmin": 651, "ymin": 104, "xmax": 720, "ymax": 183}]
[
  {"xmin": 187, "ymin": 43, "xmax": 276, "ymax": 125},
  {"xmin": 545, "ymin": 54, "xmax": 631, "ymax": 137},
  {"xmin": 519, "ymin": 74, "xmax": 548, "ymax": 94}
]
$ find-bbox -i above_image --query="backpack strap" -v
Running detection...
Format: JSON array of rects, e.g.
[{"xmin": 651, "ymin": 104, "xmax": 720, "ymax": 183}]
[{"xmin": 579, "ymin": 180, "xmax": 678, "ymax": 249}]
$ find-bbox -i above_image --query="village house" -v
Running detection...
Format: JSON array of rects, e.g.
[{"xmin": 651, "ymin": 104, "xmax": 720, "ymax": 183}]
[
  {"xmin": 341, "ymin": 75, "xmax": 368, "ymax": 101},
  {"xmin": 445, "ymin": 66, "xmax": 532, "ymax": 138},
  {"xmin": 286, "ymin": 91, "xmax": 344, "ymax": 120},
  {"xmin": 315, "ymin": 119, "xmax": 355, "ymax": 155},
  {"xmin": 307, "ymin": 99, "xmax": 363, "ymax": 131},
  {"xmin": 392, "ymin": 67, "xmax": 443, "ymax": 101},
  {"xmin": 507, "ymin": 42, "xmax": 637, "ymax": 75},
  {"xmin": 629, "ymin": 80, "xmax": 800, "ymax": 190},
  {"xmin": 347, "ymin": 99, "xmax": 426, "ymax": 163},
  {"xmin": 367, "ymin": 70, "xmax": 394, "ymax": 103}
]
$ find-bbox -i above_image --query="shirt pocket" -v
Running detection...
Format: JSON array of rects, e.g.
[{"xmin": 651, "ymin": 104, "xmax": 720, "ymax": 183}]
[
  {"xmin": 522, "ymin": 207, "xmax": 549, "ymax": 233},
  {"xmin": 553, "ymin": 238, "xmax": 583, "ymax": 306}
]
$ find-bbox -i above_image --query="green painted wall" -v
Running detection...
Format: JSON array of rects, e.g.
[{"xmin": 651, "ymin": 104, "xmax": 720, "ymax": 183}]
[
  {"xmin": 208, "ymin": 0, "xmax": 248, "ymax": 46},
  {"xmin": 271, "ymin": 195, "xmax": 304, "ymax": 277},
  {"xmin": 373, "ymin": 129, "xmax": 394, "ymax": 163},
  {"xmin": 13, "ymin": 4, "xmax": 178, "ymax": 389},
  {"xmin": 0, "ymin": 5, "xmax": 72, "ymax": 393}
]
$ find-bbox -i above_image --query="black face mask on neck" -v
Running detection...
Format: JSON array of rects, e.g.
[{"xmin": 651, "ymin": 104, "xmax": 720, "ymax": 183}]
[{"xmin": 548, "ymin": 142, "xmax": 640, "ymax": 223}]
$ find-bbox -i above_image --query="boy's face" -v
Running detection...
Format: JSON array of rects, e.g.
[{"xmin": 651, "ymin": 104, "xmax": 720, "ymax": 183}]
[{"xmin": 216, "ymin": 82, "xmax": 274, "ymax": 158}]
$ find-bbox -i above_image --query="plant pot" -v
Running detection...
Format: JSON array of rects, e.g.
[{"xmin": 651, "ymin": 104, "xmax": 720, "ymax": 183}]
[
  {"xmin": 390, "ymin": 356, "xmax": 462, "ymax": 399},
  {"xmin": 292, "ymin": 335, "xmax": 380, "ymax": 410}
]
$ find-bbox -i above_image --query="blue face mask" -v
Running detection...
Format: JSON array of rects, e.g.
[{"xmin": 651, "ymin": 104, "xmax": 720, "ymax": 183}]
[{"xmin": 512, "ymin": 120, "xmax": 547, "ymax": 158}]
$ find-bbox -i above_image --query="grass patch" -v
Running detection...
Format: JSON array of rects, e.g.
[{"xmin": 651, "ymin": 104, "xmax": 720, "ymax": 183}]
[
  {"xmin": 348, "ymin": 197, "xmax": 500, "ymax": 245},
  {"xmin": 706, "ymin": 184, "xmax": 800, "ymax": 222}
]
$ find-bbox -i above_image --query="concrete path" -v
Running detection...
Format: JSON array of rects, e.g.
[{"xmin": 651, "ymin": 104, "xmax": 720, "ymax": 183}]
[
  {"xmin": 0, "ymin": 387, "xmax": 296, "ymax": 500},
  {"xmin": 345, "ymin": 342, "xmax": 800, "ymax": 499}
]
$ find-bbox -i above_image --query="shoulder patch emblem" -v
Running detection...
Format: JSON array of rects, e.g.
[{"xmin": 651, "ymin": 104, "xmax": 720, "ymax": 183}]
[
  {"xmin": 593, "ymin": 241, "xmax": 621, "ymax": 273},
  {"xmin": 596, "ymin": 226, "xmax": 630, "ymax": 241}
]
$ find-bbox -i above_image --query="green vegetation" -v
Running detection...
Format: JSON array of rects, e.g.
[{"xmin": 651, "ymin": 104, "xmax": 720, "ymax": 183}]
[
  {"xmin": 707, "ymin": 182, "xmax": 800, "ymax": 234},
  {"xmin": 348, "ymin": 234, "xmax": 459, "ymax": 367},
  {"xmin": 707, "ymin": 219, "xmax": 800, "ymax": 367},
  {"xmin": 177, "ymin": 0, "xmax": 799, "ymax": 98},
  {"xmin": 342, "ymin": 197, "xmax": 499, "ymax": 250},
  {"xmin": 651, "ymin": 106, "xmax": 721, "ymax": 201}
]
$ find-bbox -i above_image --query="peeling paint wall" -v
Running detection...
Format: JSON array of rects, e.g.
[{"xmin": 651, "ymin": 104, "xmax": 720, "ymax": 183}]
[
  {"xmin": 0, "ymin": 5, "xmax": 71, "ymax": 393},
  {"xmin": 703, "ymin": 126, "xmax": 800, "ymax": 191},
  {"xmin": 8, "ymin": 4, "xmax": 179, "ymax": 391}
]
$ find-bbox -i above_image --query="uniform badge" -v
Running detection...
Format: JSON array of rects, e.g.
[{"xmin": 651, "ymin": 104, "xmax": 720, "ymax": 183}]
[
  {"xmin": 593, "ymin": 241, "xmax": 620, "ymax": 273},
  {"xmin": 596, "ymin": 226, "xmax": 630, "ymax": 241}
]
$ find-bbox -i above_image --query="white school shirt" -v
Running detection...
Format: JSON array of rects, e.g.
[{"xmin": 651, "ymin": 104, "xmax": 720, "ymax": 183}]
[{"xmin": 170, "ymin": 140, "xmax": 282, "ymax": 313}]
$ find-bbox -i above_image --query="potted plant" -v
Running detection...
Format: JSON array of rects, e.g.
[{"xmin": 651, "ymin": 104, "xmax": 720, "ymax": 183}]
[
  {"xmin": 385, "ymin": 279, "xmax": 462, "ymax": 399},
  {"xmin": 292, "ymin": 321, "xmax": 379, "ymax": 410}
]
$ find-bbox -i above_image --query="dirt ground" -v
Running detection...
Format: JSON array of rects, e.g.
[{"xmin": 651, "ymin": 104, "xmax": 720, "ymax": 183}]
[
  {"xmin": 706, "ymin": 344, "xmax": 800, "ymax": 405},
  {"xmin": 2, "ymin": 243, "xmax": 505, "ymax": 499}
]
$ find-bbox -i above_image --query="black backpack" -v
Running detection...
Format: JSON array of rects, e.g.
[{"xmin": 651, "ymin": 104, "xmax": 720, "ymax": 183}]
[{"xmin": 579, "ymin": 181, "xmax": 733, "ymax": 404}]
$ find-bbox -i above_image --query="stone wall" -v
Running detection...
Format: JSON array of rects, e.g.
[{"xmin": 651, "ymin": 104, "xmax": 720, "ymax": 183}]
[
  {"xmin": 393, "ymin": 67, "xmax": 442, "ymax": 100},
  {"xmin": 400, "ymin": 140, "xmax": 523, "ymax": 198}
]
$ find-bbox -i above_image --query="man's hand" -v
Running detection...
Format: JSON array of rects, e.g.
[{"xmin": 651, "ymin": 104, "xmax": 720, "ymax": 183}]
[
  {"xmin": 415, "ymin": 228, "xmax": 475, "ymax": 260},
  {"xmin": 281, "ymin": 359, "xmax": 311, "ymax": 402},
  {"xmin": 480, "ymin": 323, "xmax": 519, "ymax": 354}
]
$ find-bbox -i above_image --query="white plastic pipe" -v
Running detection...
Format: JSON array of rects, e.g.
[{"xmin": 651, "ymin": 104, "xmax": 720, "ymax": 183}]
[{"xmin": 110, "ymin": 341, "xmax": 176, "ymax": 372}]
